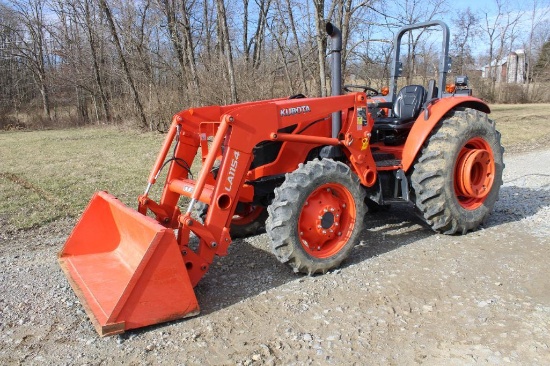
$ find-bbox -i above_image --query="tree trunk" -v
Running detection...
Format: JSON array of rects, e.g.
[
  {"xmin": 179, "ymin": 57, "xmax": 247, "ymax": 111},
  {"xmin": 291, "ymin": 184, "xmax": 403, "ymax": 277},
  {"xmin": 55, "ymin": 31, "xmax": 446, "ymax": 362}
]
[
  {"xmin": 216, "ymin": 0, "xmax": 238, "ymax": 103},
  {"xmin": 180, "ymin": 0, "xmax": 200, "ymax": 104},
  {"xmin": 251, "ymin": 0, "xmax": 270, "ymax": 69},
  {"xmin": 38, "ymin": 72, "xmax": 51, "ymax": 119},
  {"xmin": 202, "ymin": 0, "xmax": 213, "ymax": 61},
  {"xmin": 84, "ymin": 0, "xmax": 111, "ymax": 122},
  {"xmin": 285, "ymin": 0, "xmax": 308, "ymax": 94},
  {"xmin": 313, "ymin": 0, "xmax": 327, "ymax": 97},
  {"xmin": 270, "ymin": 24, "xmax": 294, "ymax": 94},
  {"xmin": 98, "ymin": 0, "xmax": 147, "ymax": 128},
  {"xmin": 243, "ymin": 0, "xmax": 250, "ymax": 63},
  {"xmin": 339, "ymin": 0, "xmax": 352, "ymax": 81},
  {"xmin": 161, "ymin": 0, "xmax": 189, "ymax": 95}
]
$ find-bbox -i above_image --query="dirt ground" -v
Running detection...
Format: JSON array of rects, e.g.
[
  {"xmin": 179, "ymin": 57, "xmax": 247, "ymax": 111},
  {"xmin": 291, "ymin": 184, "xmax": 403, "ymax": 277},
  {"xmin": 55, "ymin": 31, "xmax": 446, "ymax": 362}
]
[{"xmin": 1, "ymin": 148, "xmax": 549, "ymax": 365}]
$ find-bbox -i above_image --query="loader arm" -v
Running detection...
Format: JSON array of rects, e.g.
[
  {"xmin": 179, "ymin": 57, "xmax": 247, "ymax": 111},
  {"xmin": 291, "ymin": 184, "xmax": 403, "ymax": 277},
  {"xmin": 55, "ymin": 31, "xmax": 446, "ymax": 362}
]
[{"xmin": 138, "ymin": 93, "xmax": 372, "ymax": 286}]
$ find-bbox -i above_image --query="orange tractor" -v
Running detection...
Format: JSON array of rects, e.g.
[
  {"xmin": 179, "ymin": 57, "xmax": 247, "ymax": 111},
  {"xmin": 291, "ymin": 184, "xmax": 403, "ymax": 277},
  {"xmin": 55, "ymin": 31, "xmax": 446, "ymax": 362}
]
[{"xmin": 59, "ymin": 21, "xmax": 503, "ymax": 336}]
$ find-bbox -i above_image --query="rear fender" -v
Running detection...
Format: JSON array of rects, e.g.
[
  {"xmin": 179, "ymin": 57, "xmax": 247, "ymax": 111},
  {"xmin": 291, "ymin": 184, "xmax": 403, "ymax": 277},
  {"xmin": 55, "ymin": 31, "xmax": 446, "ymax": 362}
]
[{"xmin": 401, "ymin": 97, "xmax": 490, "ymax": 172}]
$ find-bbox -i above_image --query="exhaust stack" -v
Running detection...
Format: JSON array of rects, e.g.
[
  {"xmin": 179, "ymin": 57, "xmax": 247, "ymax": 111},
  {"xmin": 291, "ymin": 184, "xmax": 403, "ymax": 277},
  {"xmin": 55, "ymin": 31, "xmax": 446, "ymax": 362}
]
[{"xmin": 326, "ymin": 22, "xmax": 342, "ymax": 138}]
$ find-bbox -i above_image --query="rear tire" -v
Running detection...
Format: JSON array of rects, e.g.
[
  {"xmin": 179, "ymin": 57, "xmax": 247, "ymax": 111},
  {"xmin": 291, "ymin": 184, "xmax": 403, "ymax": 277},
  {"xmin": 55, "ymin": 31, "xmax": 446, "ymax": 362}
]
[
  {"xmin": 229, "ymin": 203, "xmax": 268, "ymax": 238},
  {"xmin": 266, "ymin": 159, "xmax": 366, "ymax": 274},
  {"xmin": 194, "ymin": 202, "xmax": 267, "ymax": 238},
  {"xmin": 410, "ymin": 108, "xmax": 504, "ymax": 234}
]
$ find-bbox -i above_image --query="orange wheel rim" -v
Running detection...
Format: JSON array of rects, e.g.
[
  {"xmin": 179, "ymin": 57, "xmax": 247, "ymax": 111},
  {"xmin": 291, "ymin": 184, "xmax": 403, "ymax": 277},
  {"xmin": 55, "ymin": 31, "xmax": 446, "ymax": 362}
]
[
  {"xmin": 232, "ymin": 204, "xmax": 264, "ymax": 225},
  {"xmin": 298, "ymin": 183, "xmax": 357, "ymax": 258},
  {"xmin": 454, "ymin": 137, "xmax": 495, "ymax": 210}
]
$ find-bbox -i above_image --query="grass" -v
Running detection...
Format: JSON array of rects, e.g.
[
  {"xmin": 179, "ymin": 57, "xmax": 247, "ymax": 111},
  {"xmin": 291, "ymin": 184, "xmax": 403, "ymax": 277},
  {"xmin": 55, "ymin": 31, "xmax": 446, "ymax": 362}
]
[
  {"xmin": 1, "ymin": 104, "xmax": 549, "ymax": 230},
  {"xmin": 490, "ymin": 104, "xmax": 550, "ymax": 152},
  {"xmin": 0, "ymin": 127, "xmax": 165, "ymax": 230}
]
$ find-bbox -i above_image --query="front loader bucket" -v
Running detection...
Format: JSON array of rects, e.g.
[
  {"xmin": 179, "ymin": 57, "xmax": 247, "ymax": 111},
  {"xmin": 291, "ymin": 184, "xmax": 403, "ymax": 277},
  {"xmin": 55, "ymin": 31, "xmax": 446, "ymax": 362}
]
[{"xmin": 58, "ymin": 191, "xmax": 199, "ymax": 336}]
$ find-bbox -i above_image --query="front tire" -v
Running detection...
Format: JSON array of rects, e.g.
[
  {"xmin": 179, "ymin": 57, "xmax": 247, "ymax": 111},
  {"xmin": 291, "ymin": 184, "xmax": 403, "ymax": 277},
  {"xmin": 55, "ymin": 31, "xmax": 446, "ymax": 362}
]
[
  {"xmin": 266, "ymin": 159, "xmax": 367, "ymax": 274},
  {"xmin": 411, "ymin": 108, "xmax": 504, "ymax": 234}
]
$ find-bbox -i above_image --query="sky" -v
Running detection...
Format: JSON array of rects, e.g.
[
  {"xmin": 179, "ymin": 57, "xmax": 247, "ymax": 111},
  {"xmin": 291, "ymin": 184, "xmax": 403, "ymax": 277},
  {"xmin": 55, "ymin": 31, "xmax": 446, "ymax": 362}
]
[
  {"xmin": 416, "ymin": 0, "xmax": 550, "ymax": 59},
  {"xmin": 453, "ymin": 0, "xmax": 496, "ymax": 12}
]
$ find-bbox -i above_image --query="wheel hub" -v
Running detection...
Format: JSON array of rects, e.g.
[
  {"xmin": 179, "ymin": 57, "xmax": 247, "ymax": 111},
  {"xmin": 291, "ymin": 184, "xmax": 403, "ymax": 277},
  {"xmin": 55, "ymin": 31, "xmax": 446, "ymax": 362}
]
[
  {"xmin": 299, "ymin": 185, "xmax": 353, "ymax": 255},
  {"xmin": 314, "ymin": 205, "xmax": 342, "ymax": 239},
  {"xmin": 320, "ymin": 211, "xmax": 335, "ymax": 229},
  {"xmin": 456, "ymin": 148, "xmax": 494, "ymax": 199},
  {"xmin": 454, "ymin": 137, "xmax": 496, "ymax": 209}
]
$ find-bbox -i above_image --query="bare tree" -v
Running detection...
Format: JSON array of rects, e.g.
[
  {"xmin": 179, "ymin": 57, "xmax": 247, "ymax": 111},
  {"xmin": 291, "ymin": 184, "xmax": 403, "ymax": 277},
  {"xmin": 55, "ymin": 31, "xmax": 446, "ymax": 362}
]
[
  {"xmin": 312, "ymin": 0, "xmax": 327, "ymax": 96},
  {"xmin": 250, "ymin": 0, "xmax": 271, "ymax": 69},
  {"xmin": 479, "ymin": 0, "xmax": 523, "ymax": 99},
  {"xmin": 180, "ymin": 0, "xmax": 200, "ymax": 102},
  {"xmin": 451, "ymin": 8, "xmax": 479, "ymax": 76},
  {"xmin": 284, "ymin": 0, "xmax": 309, "ymax": 93},
  {"xmin": 523, "ymin": 0, "xmax": 550, "ymax": 98},
  {"xmin": 392, "ymin": 0, "xmax": 449, "ymax": 85},
  {"xmin": 98, "ymin": 0, "xmax": 148, "ymax": 128},
  {"xmin": 3, "ymin": 0, "xmax": 52, "ymax": 119},
  {"xmin": 1, "ymin": 0, "xmax": 548, "ymax": 128},
  {"xmin": 83, "ymin": 0, "xmax": 111, "ymax": 122},
  {"xmin": 215, "ymin": 0, "xmax": 238, "ymax": 103},
  {"xmin": 533, "ymin": 38, "xmax": 550, "ymax": 83},
  {"xmin": 267, "ymin": 19, "xmax": 295, "ymax": 94},
  {"xmin": 159, "ymin": 0, "xmax": 189, "ymax": 95},
  {"xmin": 0, "ymin": 5, "xmax": 35, "ymax": 122}
]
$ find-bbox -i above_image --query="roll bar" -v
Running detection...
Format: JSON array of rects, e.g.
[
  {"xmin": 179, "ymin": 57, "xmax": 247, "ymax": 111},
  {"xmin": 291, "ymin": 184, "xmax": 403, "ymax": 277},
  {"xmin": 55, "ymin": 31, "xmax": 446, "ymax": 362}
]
[{"xmin": 388, "ymin": 20, "xmax": 451, "ymax": 102}]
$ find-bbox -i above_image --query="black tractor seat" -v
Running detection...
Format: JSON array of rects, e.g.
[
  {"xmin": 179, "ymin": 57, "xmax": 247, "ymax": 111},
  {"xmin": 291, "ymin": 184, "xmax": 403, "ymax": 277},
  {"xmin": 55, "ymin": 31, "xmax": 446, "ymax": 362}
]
[{"xmin": 372, "ymin": 85, "xmax": 427, "ymax": 145}]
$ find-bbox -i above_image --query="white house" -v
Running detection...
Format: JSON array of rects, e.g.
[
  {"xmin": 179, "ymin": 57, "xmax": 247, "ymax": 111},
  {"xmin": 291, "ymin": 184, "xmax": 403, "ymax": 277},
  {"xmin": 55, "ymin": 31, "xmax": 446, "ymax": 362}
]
[{"xmin": 482, "ymin": 50, "xmax": 527, "ymax": 83}]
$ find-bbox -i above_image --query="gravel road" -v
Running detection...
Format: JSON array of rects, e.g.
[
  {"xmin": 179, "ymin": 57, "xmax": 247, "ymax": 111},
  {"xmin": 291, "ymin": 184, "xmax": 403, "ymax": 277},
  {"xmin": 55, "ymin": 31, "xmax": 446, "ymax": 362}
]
[{"xmin": 1, "ymin": 149, "xmax": 549, "ymax": 365}]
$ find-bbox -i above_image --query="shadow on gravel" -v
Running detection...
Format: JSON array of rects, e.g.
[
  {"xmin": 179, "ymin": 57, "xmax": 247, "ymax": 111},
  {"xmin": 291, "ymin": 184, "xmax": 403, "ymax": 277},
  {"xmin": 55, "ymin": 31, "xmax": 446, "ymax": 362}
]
[
  {"xmin": 486, "ymin": 185, "xmax": 550, "ymax": 228},
  {"xmin": 120, "ymin": 185, "xmax": 549, "ymax": 338},
  {"xmin": 191, "ymin": 186, "xmax": 549, "ymax": 316},
  {"xmin": 193, "ymin": 238, "xmax": 296, "ymax": 315},
  {"xmin": 116, "ymin": 238, "xmax": 297, "ymax": 339},
  {"xmin": 194, "ymin": 203, "xmax": 432, "ymax": 318},
  {"xmin": 347, "ymin": 203, "xmax": 432, "ymax": 267}
]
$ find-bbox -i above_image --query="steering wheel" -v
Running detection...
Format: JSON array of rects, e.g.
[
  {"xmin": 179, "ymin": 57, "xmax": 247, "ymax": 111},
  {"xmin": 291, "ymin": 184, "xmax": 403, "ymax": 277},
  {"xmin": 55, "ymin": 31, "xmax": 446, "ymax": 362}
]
[{"xmin": 343, "ymin": 84, "xmax": 379, "ymax": 96}]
